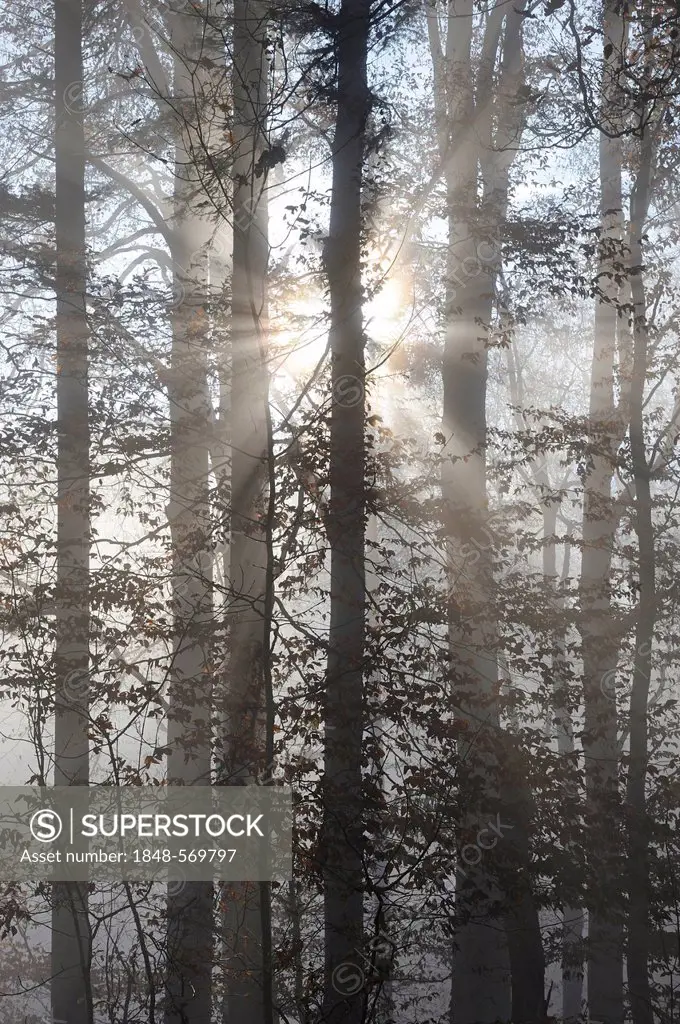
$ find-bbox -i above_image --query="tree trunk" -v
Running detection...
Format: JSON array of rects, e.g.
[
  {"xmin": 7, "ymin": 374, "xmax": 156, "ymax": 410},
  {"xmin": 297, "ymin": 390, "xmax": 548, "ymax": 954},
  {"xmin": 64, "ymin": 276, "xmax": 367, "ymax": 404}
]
[
  {"xmin": 443, "ymin": 217, "xmax": 510, "ymax": 1024},
  {"xmin": 52, "ymin": 1, "xmax": 92, "ymax": 1021},
  {"xmin": 321, "ymin": 1, "xmax": 370, "ymax": 1021},
  {"xmin": 625, "ymin": 121, "xmax": 655, "ymax": 1024},
  {"xmin": 431, "ymin": 9, "xmax": 510, "ymax": 1016},
  {"xmin": 543, "ymin": 505, "xmax": 584, "ymax": 1022},
  {"xmin": 483, "ymin": 13, "xmax": 546, "ymax": 1016},
  {"xmin": 580, "ymin": 5, "xmax": 627, "ymax": 1020},
  {"xmin": 506, "ymin": 343, "xmax": 583, "ymax": 1021},
  {"xmin": 428, "ymin": 1, "xmax": 539, "ymax": 1016},
  {"xmin": 221, "ymin": 2, "xmax": 272, "ymax": 1022},
  {"xmin": 365, "ymin": 514, "xmax": 396, "ymax": 1024},
  {"xmin": 164, "ymin": 5, "xmax": 217, "ymax": 1022},
  {"xmin": 498, "ymin": 733, "xmax": 546, "ymax": 1024}
]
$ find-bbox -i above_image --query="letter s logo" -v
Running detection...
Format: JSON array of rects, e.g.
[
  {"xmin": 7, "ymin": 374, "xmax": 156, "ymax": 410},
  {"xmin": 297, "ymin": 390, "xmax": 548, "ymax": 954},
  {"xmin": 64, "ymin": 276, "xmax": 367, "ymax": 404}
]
[{"xmin": 30, "ymin": 809, "xmax": 63, "ymax": 843}]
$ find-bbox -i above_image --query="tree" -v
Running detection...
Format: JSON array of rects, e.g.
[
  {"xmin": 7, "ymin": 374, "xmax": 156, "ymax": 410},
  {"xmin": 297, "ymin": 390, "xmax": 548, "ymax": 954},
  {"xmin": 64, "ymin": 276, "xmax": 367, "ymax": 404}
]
[
  {"xmin": 5, "ymin": 1, "xmax": 680, "ymax": 1020},
  {"xmin": 427, "ymin": 0, "xmax": 544, "ymax": 1019},
  {"xmin": 320, "ymin": 0, "xmax": 370, "ymax": 1021},
  {"xmin": 52, "ymin": 1, "xmax": 92, "ymax": 1022},
  {"xmin": 221, "ymin": 1, "xmax": 273, "ymax": 1022},
  {"xmin": 578, "ymin": 4, "xmax": 629, "ymax": 1020},
  {"xmin": 625, "ymin": 106, "xmax": 655, "ymax": 1024},
  {"xmin": 163, "ymin": 4, "xmax": 218, "ymax": 1022}
]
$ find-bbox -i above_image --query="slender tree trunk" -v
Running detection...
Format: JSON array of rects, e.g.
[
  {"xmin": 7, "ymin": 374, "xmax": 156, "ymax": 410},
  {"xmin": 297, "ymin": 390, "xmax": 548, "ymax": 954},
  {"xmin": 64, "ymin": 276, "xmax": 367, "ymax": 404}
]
[
  {"xmin": 493, "ymin": 373, "xmax": 546, "ymax": 1024},
  {"xmin": 365, "ymin": 514, "xmax": 396, "ymax": 1024},
  {"xmin": 164, "ymin": 5, "xmax": 217, "ymax": 1021},
  {"xmin": 506, "ymin": 344, "xmax": 583, "ymax": 1020},
  {"xmin": 288, "ymin": 876, "xmax": 306, "ymax": 1023},
  {"xmin": 483, "ymin": 17, "xmax": 545, "ymax": 1010},
  {"xmin": 543, "ymin": 506, "xmax": 584, "ymax": 1022},
  {"xmin": 321, "ymin": 1, "xmax": 370, "ymax": 1021},
  {"xmin": 429, "ymin": 1, "xmax": 540, "ymax": 1016},
  {"xmin": 580, "ymin": 6, "xmax": 627, "ymax": 1021},
  {"xmin": 443, "ymin": 218, "xmax": 510, "ymax": 1024},
  {"xmin": 432, "ymin": 9, "xmax": 510, "ymax": 1016},
  {"xmin": 52, "ymin": 2, "xmax": 92, "ymax": 1021},
  {"xmin": 497, "ymin": 732, "xmax": 545, "ymax": 1024},
  {"xmin": 625, "ymin": 121, "xmax": 655, "ymax": 1024},
  {"xmin": 221, "ymin": 2, "xmax": 272, "ymax": 1022}
]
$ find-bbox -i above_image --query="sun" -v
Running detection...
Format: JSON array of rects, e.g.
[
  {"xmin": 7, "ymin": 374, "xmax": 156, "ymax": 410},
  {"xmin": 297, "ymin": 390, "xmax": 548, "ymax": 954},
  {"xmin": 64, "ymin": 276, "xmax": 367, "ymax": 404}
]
[
  {"xmin": 365, "ymin": 269, "xmax": 408, "ymax": 345},
  {"xmin": 275, "ymin": 249, "xmax": 409, "ymax": 379}
]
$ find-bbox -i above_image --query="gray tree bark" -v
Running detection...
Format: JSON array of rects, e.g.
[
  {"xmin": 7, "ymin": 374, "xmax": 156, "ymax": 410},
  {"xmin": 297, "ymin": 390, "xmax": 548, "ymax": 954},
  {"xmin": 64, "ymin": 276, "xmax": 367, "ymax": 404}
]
[
  {"xmin": 221, "ymin": 2, "xmax": 272, "ymax": 1022},
  {"xmin": 321, "ymin": 0, "xmax": 370, "ymax": 1021},
  {"xmin": 428, "ymin": 1, "xmax": 542, "ymax": 1018},
  {"xmin": 506, "ymin": 344, "xmax": 584, "ymax": 1021},
  {"xmin": 579, "ymin": 6, "xmax": 628, "ymax": 1020},
  {"xmin": 164, "ymin": 5, "xmax": 219, "ymax": 1022},
  {"xmin": 625, "ymin": 115, "xmax": 655, "ymax": 1024},
  {"xmin": 544, "ymin": 504, "xmax": 584, "ymax": 1023},
  {"xmin": 427, "ymin": 10, "xmax": 510, "ymax": 1017},
  {"xmin": 52, "ymin": 1, "xmax": 92, "ymax": 1021}
]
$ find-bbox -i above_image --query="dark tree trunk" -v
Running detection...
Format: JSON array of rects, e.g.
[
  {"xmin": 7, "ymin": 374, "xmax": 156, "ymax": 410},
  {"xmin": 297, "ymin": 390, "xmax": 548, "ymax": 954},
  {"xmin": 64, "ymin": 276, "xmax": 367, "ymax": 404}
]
[
  {"xmin": 221, "ymin": 2, "xmax": 273, "ymax": 1022},
  {"xmin": 428, "ymin": 9, "xmax": 511, "ymax": 1014},
  {"xmin": 321, "ymin": 0, "xmax": 370, "ymax": 1021},
  {"xmin": 543, "ymin": 505, "xmax": 584, "ymax": 1022},
  {"xmin": 443, "ymin": 200, "xmax": 510, "ymax": 1024},
  {"xmin": 164, "ymin": 5, "xmax": 217, "ymax": 1022},
  {"xmin": 428, "ymin": 1, "xmax": 542, "ymax": 1017},
  {"xmin": 506, "ymin": 344, "xmax": 582, "ymax": 1021},
  {"xmin": 52, "ymin": 1, "xmax": 92, "ymax": 1021},
  {"xmin": 625, "ymin": 122, "xmax": 655, "ymax": 1024},
  {"xmin": 498, "ymin": 736, "xmax": 546, "ymax": 1024},
  {"xmin": 580, "ymin": 6, "xmax": 628, "ymax": 1020}
]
